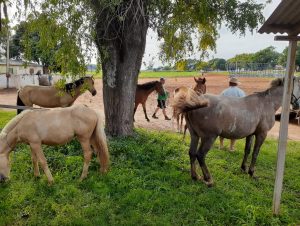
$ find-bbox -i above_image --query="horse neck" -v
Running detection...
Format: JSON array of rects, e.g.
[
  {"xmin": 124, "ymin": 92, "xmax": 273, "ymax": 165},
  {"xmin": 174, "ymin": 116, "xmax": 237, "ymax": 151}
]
[
  {"xmin": 267, "ymin": 86, "xmax": 284, "ymax": 111},
  {"xmin": 193, "ymin": 85, "xmax": 206, "ymax": 94},
  {"xmin": 71, "ymin": 85, "xmax": 84, "ymax": 99},
  {"xmin": 144, "ymin": 84, "xmax": 158, "ymax": 96},
  {"xmin": 0, "ymin": 129, "xmax": 17, "ymax": 154}
]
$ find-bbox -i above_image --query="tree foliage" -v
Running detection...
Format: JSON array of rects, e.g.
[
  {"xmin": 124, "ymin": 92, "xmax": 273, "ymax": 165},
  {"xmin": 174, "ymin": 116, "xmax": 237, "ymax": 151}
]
[
  {"xmin": 227, "ymin": 53, "xmax": 255, "ymax": 64},
  {"xmin": 278, "ymin": 44, "xmax": 300, "ymax": 71},
  {"xmin": 252, "ymin": 46, "xmax": 280, "ymax": 67},
  {"xmin": 14, "ymin": 0, "xmax": 266, "ymax": 136},
  {"xmin": 15, "ymin": 0, "xmax": 266, "ymax": 68}
]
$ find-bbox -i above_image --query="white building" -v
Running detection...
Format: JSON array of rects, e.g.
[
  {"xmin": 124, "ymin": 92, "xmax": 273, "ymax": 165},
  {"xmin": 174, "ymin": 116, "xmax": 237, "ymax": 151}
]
[{"xmin": 0, "ymin": 59, "xmax": 43, "ymax": 89}]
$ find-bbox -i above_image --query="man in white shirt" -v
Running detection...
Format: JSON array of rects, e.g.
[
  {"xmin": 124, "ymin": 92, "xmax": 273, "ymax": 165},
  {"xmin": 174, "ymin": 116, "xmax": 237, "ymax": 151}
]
[{"xmin": 219, "ymin": 77, "xmax": 246, "ymax": 152}]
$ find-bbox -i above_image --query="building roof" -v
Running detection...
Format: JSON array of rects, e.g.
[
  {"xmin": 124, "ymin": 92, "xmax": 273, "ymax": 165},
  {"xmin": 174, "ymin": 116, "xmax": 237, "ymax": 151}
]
[
  {"xmin": 0, "ymin": 59, "xmax": 42, "ymax": 67},
  {"xmin": 258, "ymin": 0, "xmax": 300, "ymax": 35}
]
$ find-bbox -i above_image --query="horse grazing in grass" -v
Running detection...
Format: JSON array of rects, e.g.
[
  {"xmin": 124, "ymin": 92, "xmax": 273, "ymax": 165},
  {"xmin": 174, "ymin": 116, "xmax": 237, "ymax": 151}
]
[
  {"xmin": 173, "ymin": 77, "xmax": 300, "ymax": 187},
  {"xmin": 17, "ymin": 76, "xmax": 97, "ymax": 114},
  {"xmin": 134, "ymin": 80, "xmax": 165, "ymax": 122},
  {"xmin": 0, "ymin": 105, "xmax": 109, "ymax": 184},
  {"xmin": 174, "ymin": 77, "xmax": 207, "ymax": 134}
]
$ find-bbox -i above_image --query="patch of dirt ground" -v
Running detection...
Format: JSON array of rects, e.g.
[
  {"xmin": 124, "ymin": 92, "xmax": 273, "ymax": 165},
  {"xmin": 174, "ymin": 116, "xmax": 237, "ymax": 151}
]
[{"xmin": 0, "ymin": 74, "xmax": 299, "ymax": 141}]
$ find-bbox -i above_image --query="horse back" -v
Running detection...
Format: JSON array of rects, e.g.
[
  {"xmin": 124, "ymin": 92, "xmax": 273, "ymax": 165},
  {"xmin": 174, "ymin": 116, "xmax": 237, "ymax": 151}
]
[{"xmin": 186, "ymin": 94, "xmax": 264, "ymax": 139}]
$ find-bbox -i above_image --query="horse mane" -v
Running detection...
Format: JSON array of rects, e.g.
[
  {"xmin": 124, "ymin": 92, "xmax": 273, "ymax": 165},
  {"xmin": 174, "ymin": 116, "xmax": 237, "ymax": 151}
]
[
  {"xmin": 253, "ymin": 78, "xmax": 284, "ymax": 97},
  {"xmin": 172, "ymin": 88, "xmax": 209, "ymax": 115},
  {"xmin": 137, "ymin": 81, "xmax": 159, "ymax": 90},
  {"xmin": 65, "ymin": 77, "xmax": 90, "ymax": 92},
  {"xmin": 0, "ymin": 110, "xmax": 32, "ymax": 139}
]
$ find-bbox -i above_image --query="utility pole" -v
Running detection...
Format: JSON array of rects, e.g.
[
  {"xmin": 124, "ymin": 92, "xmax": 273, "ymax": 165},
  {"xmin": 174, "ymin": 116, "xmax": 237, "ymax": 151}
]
[{"xmin": 6, "ymin": 29, "xmax": 10, "ymax": 89}]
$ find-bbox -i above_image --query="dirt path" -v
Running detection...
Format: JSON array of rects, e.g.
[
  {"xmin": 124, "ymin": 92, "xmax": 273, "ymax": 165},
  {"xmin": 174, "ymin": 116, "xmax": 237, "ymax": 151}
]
[{"xmin": 0, "ymin": 74, "xmax": 299, "ymax": 141}]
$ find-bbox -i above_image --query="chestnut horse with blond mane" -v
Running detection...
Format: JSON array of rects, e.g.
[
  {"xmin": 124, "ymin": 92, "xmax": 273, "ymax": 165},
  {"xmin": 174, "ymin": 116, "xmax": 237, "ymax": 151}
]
[
  {"xmin": 17, "ymin": 76, "xmax": 97, "ymax": 114},
  {"xmin": 174, "ymin": 76, "xmax": 207, "ymax": 134},
  {"xmin": 0, "ymin": 105, "xmax": 109, "ymax": 184}
]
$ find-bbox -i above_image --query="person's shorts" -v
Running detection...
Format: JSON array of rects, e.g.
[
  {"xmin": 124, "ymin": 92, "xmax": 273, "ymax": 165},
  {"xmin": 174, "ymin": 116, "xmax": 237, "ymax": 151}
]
[{"xmin": 157, "ymin": 100, "xmax": 166, "ymax": 109}]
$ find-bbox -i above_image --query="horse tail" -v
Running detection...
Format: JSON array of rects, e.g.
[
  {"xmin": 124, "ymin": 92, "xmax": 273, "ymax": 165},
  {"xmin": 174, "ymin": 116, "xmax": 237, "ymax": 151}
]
[
  {"xmin": 172, "ymin": 88, "xmax": 209, "ymax": 117},
  {"xmin": 90, "ymin": 111, "xmax": 109, "ymax": 173},
  {"xmin": 16, "ymin": 90, "xmax": 25, "ymax": 115}
]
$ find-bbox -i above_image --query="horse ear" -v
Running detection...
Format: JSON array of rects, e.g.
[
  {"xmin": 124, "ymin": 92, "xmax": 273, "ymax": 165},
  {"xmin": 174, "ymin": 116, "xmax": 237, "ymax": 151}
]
[
  {"xmin": 202, "ymin": 77, "xmax": 206, "ymax": 84},
  {"xmin": 194, "ymin": 77, "xmax": 197, "ymax": 83}
]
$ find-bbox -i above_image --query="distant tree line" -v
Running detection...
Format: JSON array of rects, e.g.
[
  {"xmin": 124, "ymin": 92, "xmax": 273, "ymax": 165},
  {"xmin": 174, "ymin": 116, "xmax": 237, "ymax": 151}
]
[{"xmin": 148, "ymin": 45, "xmax": 300, "ymax": 72}]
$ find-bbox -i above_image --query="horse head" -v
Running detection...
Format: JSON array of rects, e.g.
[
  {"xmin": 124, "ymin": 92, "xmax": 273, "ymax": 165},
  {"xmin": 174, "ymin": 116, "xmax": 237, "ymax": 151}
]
[
  {"xmin": 0, "ymin": 138, "xmax": 10, "ymax": 183},
  {"xmin": 292, "ymin": 76, "xmax": 300, "ymax": 110},
  {"xmin": 84, "ymin": 76, "xmax": 97, "ymax": 96},
  {"xmin": 193, "ymin": 76, "xmax": 207, "ymax": 94},
  {"xmin": 156, "ymin": 81, "xmax": 165, "ymax": 95}
]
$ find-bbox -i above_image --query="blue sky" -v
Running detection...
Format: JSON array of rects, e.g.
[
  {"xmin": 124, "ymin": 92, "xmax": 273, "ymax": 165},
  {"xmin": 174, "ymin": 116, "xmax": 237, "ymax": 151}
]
[{"xmin": 143, "ymin": 0, "xmax": 287, "ymax": 68}]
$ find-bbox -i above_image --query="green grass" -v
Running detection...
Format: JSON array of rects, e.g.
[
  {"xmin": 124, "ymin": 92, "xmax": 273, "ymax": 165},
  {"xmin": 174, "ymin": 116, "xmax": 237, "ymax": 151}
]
[
  {"xmin": 0, "ymin": 111, "xmax": 299, "ymax": 225},
  {"xmin": 87, "ymin": 71, "xmax": 229, "ymax": 79}
]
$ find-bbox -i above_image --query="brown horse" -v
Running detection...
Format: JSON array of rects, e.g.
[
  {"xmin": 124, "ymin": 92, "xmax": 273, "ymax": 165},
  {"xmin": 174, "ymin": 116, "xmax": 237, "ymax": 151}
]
[
  {"xmin": 17, "ymin": 76, "xmax": 97, "ymax": 114},
  {"xmin": 0, "ymin": 105, "xmax": 109, "ymax": 184},
  {"xmin": 174, "ymin": 77, "xmax": 207, "ymax": 134},
  {"xmin": 173, "ymin": 77, "xmax": 300, "ymax": 187},
  {"xmin": 134, "ymin": 80, "xmax": 165, "ymax": 122}
]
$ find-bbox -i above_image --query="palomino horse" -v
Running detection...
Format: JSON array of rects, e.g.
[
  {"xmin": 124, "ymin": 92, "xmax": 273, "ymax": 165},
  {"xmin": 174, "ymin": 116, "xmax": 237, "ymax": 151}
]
[
  {"xmin": 173, "ymin": 77, "xmax": 300, "ymax": 186},
  {"xmin": 0, "ymin": 105, "xmax": 109, "ymax": 184},
  {"xmin": 174, "ymin": 77, "xmax": 207, "ymax": 134},
  {"xmin": 17, "ymin": 76, "xmax": 97, "ymax": 114},
  {"xmin": 134, "ymin": 80, "xmax": 165, "ymax": 121}
]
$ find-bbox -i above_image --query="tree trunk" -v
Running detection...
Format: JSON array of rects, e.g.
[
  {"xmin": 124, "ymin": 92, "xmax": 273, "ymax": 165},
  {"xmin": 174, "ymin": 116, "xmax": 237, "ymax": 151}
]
[{"xmin": 94, "ymin": 1, "xmax": 148, "ymax": 136}]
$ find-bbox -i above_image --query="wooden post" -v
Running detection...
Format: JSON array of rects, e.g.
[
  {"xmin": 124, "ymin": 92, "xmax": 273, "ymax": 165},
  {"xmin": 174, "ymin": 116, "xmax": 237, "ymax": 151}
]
[
  {"xmin": 6, "ymin": 30, "xmax": 10, "ymax": 89},
  {"xmin": 272, "ymin": 40, "xmax": 297, "ymax": 215}
]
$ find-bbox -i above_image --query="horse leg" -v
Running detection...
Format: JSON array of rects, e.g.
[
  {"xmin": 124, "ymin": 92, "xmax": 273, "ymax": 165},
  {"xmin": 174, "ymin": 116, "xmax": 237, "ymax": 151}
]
[
  {"xmin": 229, "ymin": 139, "xmax": 236, "ymax": 152},
  {"xmin": 142, "ymin": 103, "xmax": 150, "ymax": 122},
  {"xmin": 189, "ymin": 133, "xmax": 200, "ymax": 180},
  {"xmin": 30, "ymin": 142, "xmax": 54, "ymax": 184},
  {"xmin": 248, "ymin": 133, "xmax": 267, "ymax": 177},
  {"xmin": 30, "ymin": 150, "xmax": 40, "ymax": 177},
  {"xmin": 219, "ymin": 137, "xmax": 224, "ymax": 150},
  {"xmin": 180, "ymin": 114, "xmax": 184, "ymax": 133},
  {"xmin": 183, "ymin": 124, "xmax": 188, "ymax": 140},
  {"xmin": 241, "ymin": 135, "xmax": 254, "ymax": 172},
  {"xmin": 196, "ymin": 136, "xmax": 217, "ymax": 187},
  {"xmin": 79, "ymin": 139, "xmax": 93, "ymax": 181},
  {"xmin": 176, "ymin": 114, "xmax": 180, "ymax": 133},
  {"xmin": 133, "ymin": 104, "xmax": 138, "ymax": 122}
]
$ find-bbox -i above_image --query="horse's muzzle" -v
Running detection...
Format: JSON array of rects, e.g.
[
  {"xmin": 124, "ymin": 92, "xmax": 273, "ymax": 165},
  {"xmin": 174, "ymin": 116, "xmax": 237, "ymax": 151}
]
[
  {"xmin": 92, "ymin": 90, "xmax": 97, "ymax": 96},
  {"xmin": 0, "ymin": 174, "xmax": 7, "ymax": 183}
]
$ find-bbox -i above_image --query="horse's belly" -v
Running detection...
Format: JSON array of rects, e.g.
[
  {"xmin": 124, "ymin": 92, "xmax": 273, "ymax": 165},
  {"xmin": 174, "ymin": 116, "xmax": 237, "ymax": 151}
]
[{"xmin": 42, "ymin": 134, "xmax": 74, "ymax": 146}]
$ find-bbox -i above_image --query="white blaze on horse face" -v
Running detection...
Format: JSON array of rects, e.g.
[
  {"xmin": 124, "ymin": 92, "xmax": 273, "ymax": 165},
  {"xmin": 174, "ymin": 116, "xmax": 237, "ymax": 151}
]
[{"xmin": 0, "ymin": 153, "xmax": 10, "ymax": 180}]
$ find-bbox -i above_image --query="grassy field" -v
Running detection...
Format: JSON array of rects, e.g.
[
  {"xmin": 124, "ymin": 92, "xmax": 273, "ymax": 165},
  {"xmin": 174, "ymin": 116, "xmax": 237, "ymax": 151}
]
[
  {"xmin": 0, "ymin": 111, "xmax": 299, "ymax": 225},
  {"xmin": 87, "ymin": 71, "xmax": 229, "ymax": 79}
]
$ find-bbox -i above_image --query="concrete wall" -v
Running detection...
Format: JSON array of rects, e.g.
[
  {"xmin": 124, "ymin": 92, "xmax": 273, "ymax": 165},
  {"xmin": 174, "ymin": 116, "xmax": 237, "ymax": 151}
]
[
  {"xmin": 0, "ymin": 74, "xmax": 73, "ymax": 89},
  {"xmin": 1, "ymin": 74, "xmax": 39, "ymax": 89}
]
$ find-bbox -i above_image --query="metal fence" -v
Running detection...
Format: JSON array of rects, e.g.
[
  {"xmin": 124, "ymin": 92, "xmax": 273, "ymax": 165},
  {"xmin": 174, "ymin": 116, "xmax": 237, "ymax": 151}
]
[{"xmin": 227, "ymin": 62, "xmax": 285, "ymax": 78}]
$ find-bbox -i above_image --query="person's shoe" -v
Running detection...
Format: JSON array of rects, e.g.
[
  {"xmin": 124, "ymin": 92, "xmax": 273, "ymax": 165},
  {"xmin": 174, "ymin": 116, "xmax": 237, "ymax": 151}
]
[
  {"xmin": 165, "ymin": 116, "xmax": 171, "ymax": 120},
  {"xmin": 152, "ymin": 114, "xmax": 158, "ymax": 119}
]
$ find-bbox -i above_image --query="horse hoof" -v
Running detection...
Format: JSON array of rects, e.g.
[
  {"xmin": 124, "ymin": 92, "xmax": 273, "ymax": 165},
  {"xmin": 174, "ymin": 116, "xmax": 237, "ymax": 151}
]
[
  {"xmin": 48, "ymin": 180, "xmax": 54, "ymax": 186},
  {"xmin": 191, "ymin": 175, "xmax": 201, "ymax": 181},
  {"xmin": 248, "ymin": 170, "xmax": 254, "ymax": 177},
  {"xmin": 204, "ymin": 180, "xmax": 214, "ymax": 187},
  {"xmin": 147, "ymin": 119, "xmax": 150, "ymax": 122},
  {"xmin": 100, "ymin": 168, "xmax": 108, "ymax": 174},
  {"xmin": 241, "ymin": 165, "xmax": 247, "ymax": 173}
]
